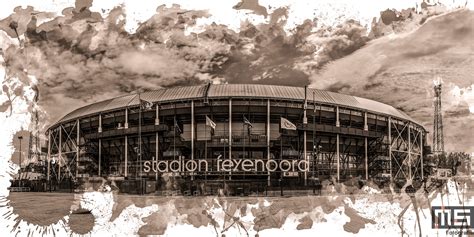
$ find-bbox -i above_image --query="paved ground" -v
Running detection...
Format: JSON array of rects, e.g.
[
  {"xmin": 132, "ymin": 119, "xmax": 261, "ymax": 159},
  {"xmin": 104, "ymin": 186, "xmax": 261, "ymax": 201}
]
[
  {"xmin": 8, "ymin": 192, "xmax": 94, "ymax": 234},
  {"xmin": 7, "ymin": 191, "xmax": 403, "ymax": 235},
  {"xmin": 8, "ymin": 188, "xmax": 474, "ymax": 235}
]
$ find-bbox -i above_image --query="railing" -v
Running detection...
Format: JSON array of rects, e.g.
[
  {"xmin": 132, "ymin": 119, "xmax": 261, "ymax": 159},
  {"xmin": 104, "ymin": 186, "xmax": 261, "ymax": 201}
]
[
  {"xmin": 83, "ymin": 124, "xmax": 169, "ymax": 139},
  {"xmin": 9, "ymin": 187, "xmax": 30, "ymax": 192},
  {"xmin": 205, "ymin": 135, "xmax": 269, "ymax": 147}
]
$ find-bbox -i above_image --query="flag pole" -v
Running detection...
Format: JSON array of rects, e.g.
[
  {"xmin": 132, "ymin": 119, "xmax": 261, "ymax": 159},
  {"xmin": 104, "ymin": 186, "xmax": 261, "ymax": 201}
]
[
  {"xmin": 205, "ymin": 115, "xmax": 207, "ymax": 183},
  {"xmin": 280, "ymin": 119, "xmax": 283, "ymax": 161},
  {"xmin": 280, "ymin": 118, "xmax": 283, "ymax": 193},
  {"xmin": 138, "ymin": 92, "xmax": 143, "ymax": 194},
  {"xmin": 223, "ymin": 119, "xmax": 226, "ymax": 180},
  {"xmin": 174, "ymin": 116, "xmax": 176, "ymax": 162},
  {"xmin": 243, "ymin": 117, "xmax": 245, "ymax": 160},
  {"xmin": 313, "ymin": 91, "xmax": 315, "ymax": 179}
]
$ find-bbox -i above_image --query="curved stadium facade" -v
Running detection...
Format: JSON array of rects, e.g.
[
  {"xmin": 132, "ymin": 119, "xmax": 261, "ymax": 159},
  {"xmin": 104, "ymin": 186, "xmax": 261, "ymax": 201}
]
[{"xmin": 46, "ymin": 84, "xmax": 427, "ymax": 194}]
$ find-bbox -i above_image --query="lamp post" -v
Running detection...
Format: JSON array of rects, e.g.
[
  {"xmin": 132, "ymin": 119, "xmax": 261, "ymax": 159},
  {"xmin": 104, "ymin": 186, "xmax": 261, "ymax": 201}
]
[
  {"xmin": 18, "ymin": 136, "xmax": 23, "ymax": 187},
  {"xmin": 312, "ymin": 145, "xmax": 322, "ymax": 195}
]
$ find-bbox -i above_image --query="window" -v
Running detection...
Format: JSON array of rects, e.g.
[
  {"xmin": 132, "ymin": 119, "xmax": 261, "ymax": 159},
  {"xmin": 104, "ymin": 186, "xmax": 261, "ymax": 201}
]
[
  {"xmin": 367, "ymin": 113, "xmax": 377, "ymax": 119},
  {"xmin": 340, "ymin": 108, "xmax": 351, "ymax": 114},
  {"xmin": 321, "ymin": 106, "xmax": 334, "ymax": 112}
]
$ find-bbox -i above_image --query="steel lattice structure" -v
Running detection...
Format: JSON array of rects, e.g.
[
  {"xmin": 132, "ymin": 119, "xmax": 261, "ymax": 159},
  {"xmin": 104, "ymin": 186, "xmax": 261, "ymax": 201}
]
[
  {"xmin": 46, "ymin": 84, "xmax": 428, "ymax": 193},
  {"xmin": 432, "ymin": 82, "xmax": 444, "ymax": 154}
]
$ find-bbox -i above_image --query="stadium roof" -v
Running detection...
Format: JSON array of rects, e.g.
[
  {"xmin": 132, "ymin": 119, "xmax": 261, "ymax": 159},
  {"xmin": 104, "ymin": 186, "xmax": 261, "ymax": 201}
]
[{"xmin": 56, "ymin": 84, "xmax": 422, "ymax": 126}]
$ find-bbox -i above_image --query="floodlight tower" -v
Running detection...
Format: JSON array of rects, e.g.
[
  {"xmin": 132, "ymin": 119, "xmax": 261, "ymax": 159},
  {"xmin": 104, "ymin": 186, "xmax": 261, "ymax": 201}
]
[
  {"xmin": 432, "ymin": 78, "xmax": 444, "ymax": 154},
  {"xmin": 27, "ymin": 109, "xmax": 41, "ymax": 162}
]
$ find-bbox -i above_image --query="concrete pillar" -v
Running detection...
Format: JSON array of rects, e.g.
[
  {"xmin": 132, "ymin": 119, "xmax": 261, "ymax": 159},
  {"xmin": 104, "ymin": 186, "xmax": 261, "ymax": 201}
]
[
  {"xmin": 125, "ymin": 108, "xmax": 129, "ymax": 129},
  {"xmin": 98, "ymin": 114, "xmax": 102, "ymax": 133},
  {"xmin": 336, "ymin": 106, "xmax": 340, "ymax": 127},
  {"xmin": 365, "ymin": 137, "xmax": 368, "ymax": 180},
  {"xmin": 364, "ymin": 112, "xmax": 368, "ymax": 131},
  {"xmin": 125, "ymin": 136, "xmax": 128, "ymax": 177},
  {"xmin": 155, "ymin": 104, "xmax": 159, "ymax": 125}
]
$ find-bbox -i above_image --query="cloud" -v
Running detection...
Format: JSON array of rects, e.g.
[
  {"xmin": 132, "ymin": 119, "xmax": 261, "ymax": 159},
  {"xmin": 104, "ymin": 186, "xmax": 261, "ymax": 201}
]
[
  {"xmin": 0, "ymin": 3, "xmax": 235, "ymax": 123},
  {"xmin": 0, "ymin": 0, "xmax": 471, "ymax": 154},
  {"xmin": 116, "ymin": 50, "xmax": 198, "ymax": 78},
  {"xmin": 311, "ymin": 9, "xmax": 474, "ymax": 153},
  {"xmin": 449, "ymin": 83, "xmax": 474, "ymax": 114}
]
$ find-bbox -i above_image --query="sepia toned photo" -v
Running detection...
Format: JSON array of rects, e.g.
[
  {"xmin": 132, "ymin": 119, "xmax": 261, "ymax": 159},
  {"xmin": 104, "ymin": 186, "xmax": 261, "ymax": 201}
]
[{"xmin": 0, "ymin": 0, "xmax": 473, "ymax": 236}]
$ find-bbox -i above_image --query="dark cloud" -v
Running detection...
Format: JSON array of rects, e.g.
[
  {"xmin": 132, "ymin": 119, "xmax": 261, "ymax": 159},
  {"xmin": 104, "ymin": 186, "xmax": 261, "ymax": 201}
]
[
  {"xmin": 320, "ymin": 20, "xmax": 369, "ymax": 60},
  {"xmin": 1, "ymin": 3, "xmax": 231, "ymax": 124},
  {"xmin": 0, "ymin": 0, "xmax": 376, "ymax": 126},
  {"xmin": 1, "ymin": 0, "xmax": 470, "ymax": 155}
]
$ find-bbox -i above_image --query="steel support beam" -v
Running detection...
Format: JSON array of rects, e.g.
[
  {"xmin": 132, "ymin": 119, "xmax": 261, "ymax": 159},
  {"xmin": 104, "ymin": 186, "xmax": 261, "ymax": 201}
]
[
  {"xmin": 125, "ymin": 107, "xmax": 128, "ymax": 177},
  {"xmin": 58, "ymin": 126, "xmax": 62, "ymax": 182},
  {"xmin": 229, "ymin": 98, "xmax": 232, "ymax": 157},
  {"xmin": 98, "ymin": 113, "xmax": 102, "ymax": 176},
  {"xmin": 229, "ymin": 98, "xmax": 232, "ymax": 180},
  {"xmin": 155, "ymin": 132, "xmax": 159, "ymax": 181},
  {"xmin": 191, "ymin": 100, "xmax": 194, "ymax": 180},
  {"xmin": 388, "ymin": 117, "xmax": 392, "ymax": 182},
  {"xmin": 98, "ymin": 139, "xmax": 101, "ymax": 176},
  {"xmin": 365, "ymin": 137, "xmax": 368, "ymax": 180},
  {"xmin": 125, "ymin": 136, "xmax": 128, "ymax": 177},
  {"xmin": 76, "ymin": 119, "xmax": 80, "ymax": 178},
  {"xmin": 336, "ymin": 134, "xmax": 340, "ymax": 182},
  {"xmin": 155, "ymin": 103, "xmax": 159, "ymax": 180},
  {"xmin": 420, "ymin": 131, "xmax": 424, "ymax": 179},
  {"xmin": 408, "ymin": 123, "xmax": 412, "ymax": 180},
  {"xmin": 303, "ymin": 86, "xmax": 308, "ymax": 186},
  {"xmin": 267, "ymin": 99, "xmax": 271, "ymax": 186},
  {"xmin": 47, "ymin": 131, "xmax": 51, "ymax": 183}
]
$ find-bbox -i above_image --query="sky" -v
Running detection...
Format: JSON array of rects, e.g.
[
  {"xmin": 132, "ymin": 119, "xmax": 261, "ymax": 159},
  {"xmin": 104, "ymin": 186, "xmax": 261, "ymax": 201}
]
[{"xmin": 0, "ymin": 0, "xmax": 473, "ymax": 166}]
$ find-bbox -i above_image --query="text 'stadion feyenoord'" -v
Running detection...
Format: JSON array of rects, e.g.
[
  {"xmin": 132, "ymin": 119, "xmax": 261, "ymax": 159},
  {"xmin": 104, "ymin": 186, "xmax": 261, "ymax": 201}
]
[{"xmin": 143, "ymin": 158, "xmax": 310, "ymax": 173}]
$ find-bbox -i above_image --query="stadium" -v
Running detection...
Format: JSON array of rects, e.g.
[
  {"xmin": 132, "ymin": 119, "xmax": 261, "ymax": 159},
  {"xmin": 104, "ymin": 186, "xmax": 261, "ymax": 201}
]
[{"xmin": 46, "ymin": 84, "xmax": 428, "ymax": 195}]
